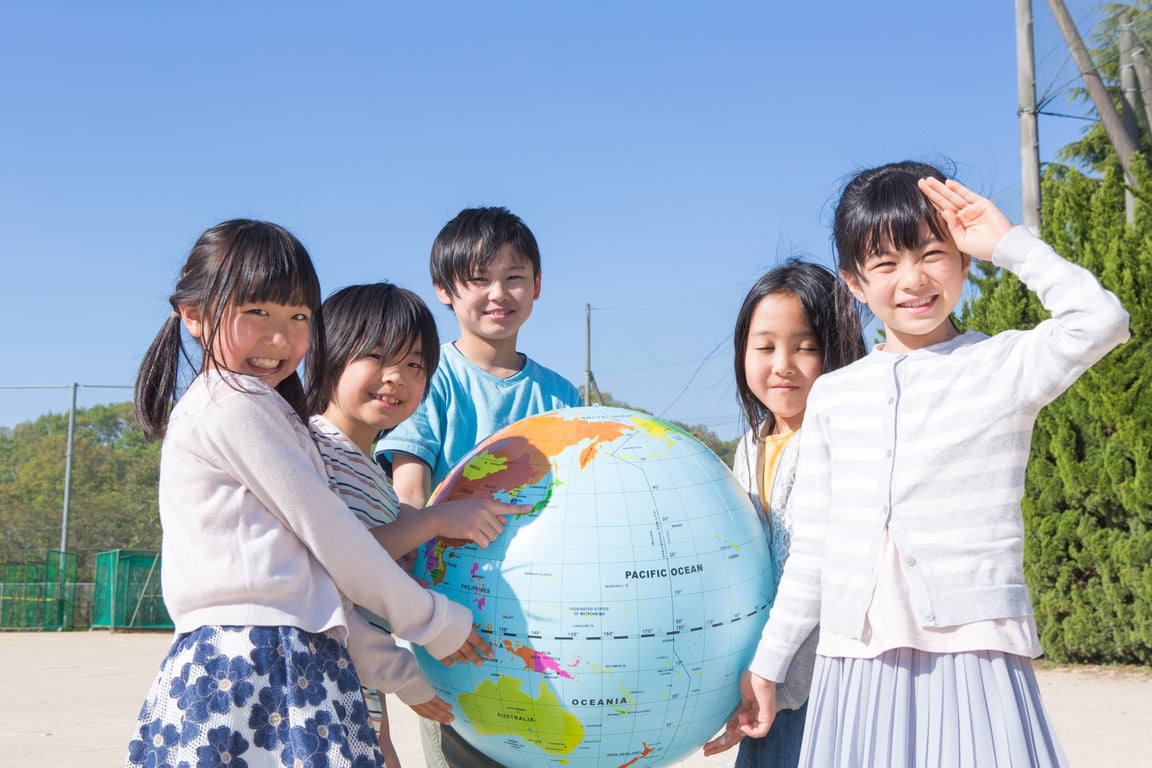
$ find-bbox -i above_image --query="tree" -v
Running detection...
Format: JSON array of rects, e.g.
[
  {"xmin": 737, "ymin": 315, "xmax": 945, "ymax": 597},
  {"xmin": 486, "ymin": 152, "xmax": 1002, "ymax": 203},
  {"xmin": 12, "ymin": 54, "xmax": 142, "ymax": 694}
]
[
  {"xmin": 960, "ymin": 161, "xmax": 1151, "ymax": 663},
  {"xmin": 0, "ymin": 402, "xmax": 161, "ymax": 580}
]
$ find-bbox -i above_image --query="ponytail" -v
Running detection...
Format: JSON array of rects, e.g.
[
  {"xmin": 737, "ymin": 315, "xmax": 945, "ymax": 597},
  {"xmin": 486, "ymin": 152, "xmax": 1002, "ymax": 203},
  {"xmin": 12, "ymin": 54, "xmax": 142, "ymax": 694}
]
[{"xmin": 134, "ymin": 312, "xmax": 194, "ymax": 441}]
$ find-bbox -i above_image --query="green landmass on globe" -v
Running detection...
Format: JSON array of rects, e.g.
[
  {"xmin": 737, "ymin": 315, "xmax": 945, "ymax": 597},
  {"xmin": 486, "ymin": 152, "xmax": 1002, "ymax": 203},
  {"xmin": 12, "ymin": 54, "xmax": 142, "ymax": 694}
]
[{"xmin": 412, "ymin": 406, "xmax": 775, "ymax": 768}]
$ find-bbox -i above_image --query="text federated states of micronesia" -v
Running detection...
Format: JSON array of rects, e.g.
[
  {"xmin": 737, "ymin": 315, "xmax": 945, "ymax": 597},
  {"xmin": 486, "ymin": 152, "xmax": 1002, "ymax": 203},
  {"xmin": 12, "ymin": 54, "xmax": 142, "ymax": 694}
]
[{"xmin": 623, "ymin": 563, "xmax": 703, "ymax": 580}]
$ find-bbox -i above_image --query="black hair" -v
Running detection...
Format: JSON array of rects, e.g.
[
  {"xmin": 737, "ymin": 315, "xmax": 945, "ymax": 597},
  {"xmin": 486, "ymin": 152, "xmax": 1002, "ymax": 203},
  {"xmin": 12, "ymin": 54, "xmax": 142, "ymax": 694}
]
[
  {"xmin": 133, "ymin": 219, "xmax": 324, "ymax": 441},
  {"xmin": 307, "ymin": 282, "xmax": 440, "ymax": 415},
  {"xmin": 733, "ymin": 259, "xmax": 867, "ymax": 437},
  {"xmin": 430, "ymin": 206, "xmax": 541, "ymax": 296},
  {"xmin": 833, "ymin": 160, "xmax": 952, "ymax": 281}
]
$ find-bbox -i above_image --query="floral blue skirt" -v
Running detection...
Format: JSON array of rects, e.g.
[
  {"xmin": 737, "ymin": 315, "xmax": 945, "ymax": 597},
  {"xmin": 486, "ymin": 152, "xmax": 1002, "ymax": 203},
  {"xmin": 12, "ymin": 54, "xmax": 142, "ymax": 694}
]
[{"xmin": 125, "ymin": 625, "xmax": 384, "ymax": 768}]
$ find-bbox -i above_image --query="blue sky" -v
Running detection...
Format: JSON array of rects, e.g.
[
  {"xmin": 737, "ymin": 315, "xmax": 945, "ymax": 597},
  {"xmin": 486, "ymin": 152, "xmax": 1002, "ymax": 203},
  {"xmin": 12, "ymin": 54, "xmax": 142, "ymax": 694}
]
[{"xmin": 0, "ymin": 1, "xmax": 1103, "ymax": 439}]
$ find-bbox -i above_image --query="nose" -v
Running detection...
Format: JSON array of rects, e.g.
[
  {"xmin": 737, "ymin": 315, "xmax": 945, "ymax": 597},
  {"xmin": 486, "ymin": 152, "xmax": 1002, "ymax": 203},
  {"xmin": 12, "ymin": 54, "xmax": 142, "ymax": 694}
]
[
  {"xmin": 265, "ymin": 319, "xmax": 291, "ymax": 347},
  {"xmin": 773, "ymin": 350, "xmax": 795, "ymax": 375},
  {"xmin": 379, "ymin": 363, "xmax": 403, "ymax": 385},
  {"xmin": 898, "ymin": 260, "xmax": 928, "ymax": 288},
  {"xmin": 488, "ymin": 279, "xmax": 509, "ymax": 301}
]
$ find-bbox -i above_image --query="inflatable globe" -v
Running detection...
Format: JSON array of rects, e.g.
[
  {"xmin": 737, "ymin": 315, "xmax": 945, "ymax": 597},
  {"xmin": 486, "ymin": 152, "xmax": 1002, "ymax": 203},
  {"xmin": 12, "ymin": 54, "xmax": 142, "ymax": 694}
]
[{"xmin": 412, "ymin": 407, "xmax": 774, "ymax": 768}]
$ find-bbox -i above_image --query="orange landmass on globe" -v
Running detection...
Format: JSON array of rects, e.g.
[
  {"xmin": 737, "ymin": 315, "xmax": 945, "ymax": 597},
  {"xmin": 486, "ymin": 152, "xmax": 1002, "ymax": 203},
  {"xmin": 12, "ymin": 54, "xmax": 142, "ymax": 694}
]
[
  {"xmin": 616, "ymin": 742, "xmax": 654, "ymax": 768},
  {"xmin": 502, "ymin": 639, "xmax": 574, "ymax": 679}
]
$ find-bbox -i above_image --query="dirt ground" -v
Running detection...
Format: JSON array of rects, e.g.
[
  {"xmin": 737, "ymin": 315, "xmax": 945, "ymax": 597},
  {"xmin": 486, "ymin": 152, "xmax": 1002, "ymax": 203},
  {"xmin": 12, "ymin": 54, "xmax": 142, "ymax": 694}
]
[{"xmin": 0, "ymin": 631, "xmax": 1148, "ymax": 767}]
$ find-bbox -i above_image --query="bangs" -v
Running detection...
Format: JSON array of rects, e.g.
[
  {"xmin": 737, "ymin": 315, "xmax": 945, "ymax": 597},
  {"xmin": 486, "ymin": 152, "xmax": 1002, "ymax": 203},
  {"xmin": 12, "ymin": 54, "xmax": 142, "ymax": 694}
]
[
  {"xmin": 850, "ymin": 182, "xmax": 948, "ymax": 264},
  {"xmin": 350, "ymin": 304, "xmax": 426, "ymax": 363},
  {"xmin": 227, "ymin": 226, "xmax": 321, "ymax": 310}
]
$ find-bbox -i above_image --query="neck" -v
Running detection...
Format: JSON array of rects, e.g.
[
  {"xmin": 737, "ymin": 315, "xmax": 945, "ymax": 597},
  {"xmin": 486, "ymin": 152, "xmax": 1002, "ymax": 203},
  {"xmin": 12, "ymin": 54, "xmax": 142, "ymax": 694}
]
[
  {"xmin": 879, "ymin": 320, "xmax": 960, "ymax": 354},
  {"xmin": 322, "ymin": 407, "xmax": 376, "ymax": 456},
  {"xmin": 454, "ymin": 334, "xmax": 525, "ymax": 378}
]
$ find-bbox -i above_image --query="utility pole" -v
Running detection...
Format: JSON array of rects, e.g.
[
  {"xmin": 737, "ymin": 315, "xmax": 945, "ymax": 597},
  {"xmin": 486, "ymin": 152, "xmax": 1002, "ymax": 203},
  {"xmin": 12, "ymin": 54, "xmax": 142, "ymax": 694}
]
[
  {"xmin": 1017, "ymin": 0, "xmax": 1042, "ymax": 233},
  {"xmin": 1128, "ymin": 34, "xmax": 1152, "ymax": 132},
  {"xmin": 1120, "ymin": 12, "xmax": 1139, "ymax": 222},
  {"xmin": 1048, "ymin": 0, "xmax": 1139, "ymax": 192},
  {"xmin": 59, "ymin": 382, "xmax": 77, "ymax": 555},
  {"xmin": 584, "ymin": 304, "xmax": 592, "ymax": 406}
]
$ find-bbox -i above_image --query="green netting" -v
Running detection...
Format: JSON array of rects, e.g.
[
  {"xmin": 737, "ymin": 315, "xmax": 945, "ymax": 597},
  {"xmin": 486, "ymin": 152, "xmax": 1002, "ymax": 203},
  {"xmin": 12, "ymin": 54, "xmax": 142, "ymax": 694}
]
[
  {"xmin": 91, "ymin": 549, "xmax": 173, "ymax": 630},
  {"xmin": 0, "ymin": 550, "xmax": 76, "ymax": 630}
]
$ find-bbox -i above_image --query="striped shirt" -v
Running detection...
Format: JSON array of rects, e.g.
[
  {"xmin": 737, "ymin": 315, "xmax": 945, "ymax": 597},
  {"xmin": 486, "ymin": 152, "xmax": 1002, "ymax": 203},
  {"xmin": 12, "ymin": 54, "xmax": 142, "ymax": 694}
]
[
  {"xmin": 750, "ymin": 226, "xmax": 1130, "ymax": 682},
  {"xmin": 310, "ymin": 414, "xmax": 399, "ymax": 528}
]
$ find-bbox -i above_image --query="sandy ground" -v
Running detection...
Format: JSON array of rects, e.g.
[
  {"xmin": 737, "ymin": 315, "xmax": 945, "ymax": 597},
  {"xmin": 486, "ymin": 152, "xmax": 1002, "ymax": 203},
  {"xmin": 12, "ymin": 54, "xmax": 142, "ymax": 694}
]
[{"xmin": 0, "ymin": 631, "xmax": 1148, "ymax": 767}]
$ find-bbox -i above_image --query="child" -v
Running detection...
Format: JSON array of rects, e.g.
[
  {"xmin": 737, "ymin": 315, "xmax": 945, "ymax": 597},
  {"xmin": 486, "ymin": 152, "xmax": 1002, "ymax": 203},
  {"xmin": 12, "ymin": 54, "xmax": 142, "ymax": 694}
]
[
  {"xmin": 374, "ymin": 206, "xmax": 582, "ymax": 767},
  {"xmin": 126, "ymin": 220, "xmax": 492, "ymax": 768},
  {"xmin": 306, "ymin": 282, "xmax": 514, "ymax": 766},
  {"xmin": 730, "ymin": 162, "xmax": 1130, "ymax": 766},
  {"xmin": 703, "ymin": 261, "xmax": 865, "ymax": 767}
]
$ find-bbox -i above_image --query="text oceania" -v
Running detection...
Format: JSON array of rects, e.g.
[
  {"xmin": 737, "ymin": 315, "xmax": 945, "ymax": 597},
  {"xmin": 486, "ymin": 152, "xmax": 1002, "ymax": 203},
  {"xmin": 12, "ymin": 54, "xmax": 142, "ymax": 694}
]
[{"xmin": 624, "ymin": 563, "xmax": 703, "ymax": 580}]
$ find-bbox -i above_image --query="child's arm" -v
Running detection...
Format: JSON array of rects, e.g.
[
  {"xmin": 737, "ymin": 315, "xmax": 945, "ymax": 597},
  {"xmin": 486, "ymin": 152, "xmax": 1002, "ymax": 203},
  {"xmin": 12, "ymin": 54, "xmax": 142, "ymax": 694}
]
[
  {"xmin": 921, "ymin": 176, "xmax": 1130, "ymax": 404},
  {"xmin": 391, "ymin": 454, "xmax": 433, "ymax": 508},
  {"xmin": 373, "ymin": 499, "xmax": 512, "ymax": 557},
  {"xmin": 210, "ymin": 392, "xmax": 490, "ymax": 664}
]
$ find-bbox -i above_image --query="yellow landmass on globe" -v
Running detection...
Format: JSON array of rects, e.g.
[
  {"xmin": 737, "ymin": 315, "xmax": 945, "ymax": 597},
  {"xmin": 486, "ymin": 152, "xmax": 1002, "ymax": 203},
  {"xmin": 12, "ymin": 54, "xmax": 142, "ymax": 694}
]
[
  {"xmin": 462, "ymin": 451, "xmax": 508, "ymax": 481},
  {"xmin": 458, "ymin": 676, "xmax": 585, "ymax": 755}
]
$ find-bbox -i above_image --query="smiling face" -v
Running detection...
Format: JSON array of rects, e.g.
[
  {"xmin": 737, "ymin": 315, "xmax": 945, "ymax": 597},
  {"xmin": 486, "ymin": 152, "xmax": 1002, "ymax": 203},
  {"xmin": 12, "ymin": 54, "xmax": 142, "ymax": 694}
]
[
  {"xmin": 435, "ymin": 246, "xmax": 541, "ymax": 345},
  {"xmin": 843, "ymin": 226, "xmax": 970, "ymax": 354},
  {"xmin": 324, "ymin": 341, "xmax": 428, "ymax": 454},
  {"xmin": 743, "ymin": 292, "xmax": 824, "ymax": 435},
  {"xmin": 182, "ymin": 301, "xmax": 312, "ymax": 388}
]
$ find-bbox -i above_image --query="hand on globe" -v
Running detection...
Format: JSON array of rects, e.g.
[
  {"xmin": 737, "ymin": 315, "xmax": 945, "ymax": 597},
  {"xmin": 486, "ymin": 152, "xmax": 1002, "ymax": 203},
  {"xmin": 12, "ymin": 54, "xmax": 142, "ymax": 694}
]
[
  {"xmin": 440, "ymin": 627, "xmax": 494, "ymax": 667},
  {"xmin": 701, "ymin": 711, "xmax": 746, "ymax": 756},
  {"xmin": 427, "ymin": 497, "xmax": 515, "ymax": 548},
  {"xmin": 408, "ymin": 693, "xmax": 455, "ymax": 724}
]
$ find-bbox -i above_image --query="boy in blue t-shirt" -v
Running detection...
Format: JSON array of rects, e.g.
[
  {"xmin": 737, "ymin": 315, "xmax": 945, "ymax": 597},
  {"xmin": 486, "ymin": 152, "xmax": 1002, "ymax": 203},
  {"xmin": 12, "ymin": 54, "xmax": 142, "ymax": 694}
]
[{"xmin": 375, "ymin": 206, "xmax": 581, "ymax": 768}]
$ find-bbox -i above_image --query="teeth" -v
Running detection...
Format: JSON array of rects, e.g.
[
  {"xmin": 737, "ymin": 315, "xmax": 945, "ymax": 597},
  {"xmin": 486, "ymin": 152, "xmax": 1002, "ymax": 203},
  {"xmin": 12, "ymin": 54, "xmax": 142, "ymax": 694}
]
[
  {"xmin": 250, "ymin": 358, "xmax": 280, "ymax": 369},
  {"xmin": 902, "ymin": 297, "xmax": 933, "ymax": 308}
]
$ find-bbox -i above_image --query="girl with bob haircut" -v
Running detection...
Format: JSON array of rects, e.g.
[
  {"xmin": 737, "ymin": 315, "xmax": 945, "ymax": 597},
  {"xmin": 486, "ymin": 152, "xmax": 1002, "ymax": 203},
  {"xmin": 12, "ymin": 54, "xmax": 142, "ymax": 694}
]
[{"xmin": 307, "ymin": 282, "xmax": 512, "ymax": 766}]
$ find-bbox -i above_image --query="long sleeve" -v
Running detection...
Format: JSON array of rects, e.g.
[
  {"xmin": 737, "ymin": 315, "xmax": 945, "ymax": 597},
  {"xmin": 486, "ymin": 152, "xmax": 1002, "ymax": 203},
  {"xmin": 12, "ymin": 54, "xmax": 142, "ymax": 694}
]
[
  {"xmin": 747, "ymin": 414, "xmax": 829, "ymax": 681},
  {"xmin": 343, "ymin": 605, "xmax": 435, "ymax": 706},
  {"xmin": 160, "ymin": 375, "xmax": 472, "ymax": 662},
  {"xmin": 991, "ymin": 225, "xmax": 1130, "ymax": 408}
]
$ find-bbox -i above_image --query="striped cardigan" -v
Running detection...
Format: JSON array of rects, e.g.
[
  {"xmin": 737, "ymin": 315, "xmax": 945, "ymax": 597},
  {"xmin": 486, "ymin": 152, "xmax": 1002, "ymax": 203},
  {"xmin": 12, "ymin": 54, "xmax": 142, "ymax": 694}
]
[{"xmin": 749, "ymin": 226, "xmax": 1130, "ymax": 681}]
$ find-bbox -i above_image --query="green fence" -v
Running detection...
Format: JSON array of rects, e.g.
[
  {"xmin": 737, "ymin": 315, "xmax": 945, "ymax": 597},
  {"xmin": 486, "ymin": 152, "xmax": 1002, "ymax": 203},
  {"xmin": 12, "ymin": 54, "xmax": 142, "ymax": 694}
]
[
  {"xmin": 91, "ymin": 549, "xmax": 172, "ymax": 630},
  {"xmin": 0, "ymin": 550, "xmax": 77, "ymax": 630}
]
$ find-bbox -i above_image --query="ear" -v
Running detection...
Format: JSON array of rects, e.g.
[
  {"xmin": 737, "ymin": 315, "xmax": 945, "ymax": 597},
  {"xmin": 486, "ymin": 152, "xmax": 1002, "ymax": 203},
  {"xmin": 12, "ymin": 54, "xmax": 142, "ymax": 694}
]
[
  {"xmin": 179, "ymin": 305, "xmax": 204, "ymax": 339},
  {"xmin": 532, "ymin": 271, "xmax": 541, "ymax": 300},
  {"xmin": 960, "ymin": 252, "xmax": 972, "ymax": 276},
  {"xmin": 840, "ymin": 270, "xmax": 867, "ymax": 304},
  {"xmin": 433, "ymin": 283, "xmax": 455, "ymax": 308}
]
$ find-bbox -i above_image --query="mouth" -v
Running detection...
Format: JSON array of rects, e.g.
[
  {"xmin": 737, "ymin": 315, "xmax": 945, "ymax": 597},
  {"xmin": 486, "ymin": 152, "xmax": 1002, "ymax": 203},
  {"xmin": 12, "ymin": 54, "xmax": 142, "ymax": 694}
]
[
  {"xmin": 484, "ymin": 308, "xmax": 513, "ymax": 319},
  {"xmin": 371, "ymin": 393, "xmax": 403, "ymax": 407},
  {"xmin": 898, "ymin": 295, "xmax": 937, "ymax": 313},
  {"xmin": 247, "ymin": 357, "xmax": 283, "ymax": 375}
]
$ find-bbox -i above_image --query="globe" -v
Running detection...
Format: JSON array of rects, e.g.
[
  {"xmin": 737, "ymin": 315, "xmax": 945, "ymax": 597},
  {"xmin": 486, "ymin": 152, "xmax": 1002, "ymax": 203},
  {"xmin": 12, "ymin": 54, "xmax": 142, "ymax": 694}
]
[{"xmin": 412, "ymin": 406, "xmax": 775, "ymax": 768}]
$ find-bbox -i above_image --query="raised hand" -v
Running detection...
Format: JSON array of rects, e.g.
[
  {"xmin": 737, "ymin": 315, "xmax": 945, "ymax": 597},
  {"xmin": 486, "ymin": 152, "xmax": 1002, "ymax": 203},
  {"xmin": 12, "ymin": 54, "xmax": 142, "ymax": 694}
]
[{"xmin": 917, "ymin": 177, "xmax": 1013, "ymax": 262}]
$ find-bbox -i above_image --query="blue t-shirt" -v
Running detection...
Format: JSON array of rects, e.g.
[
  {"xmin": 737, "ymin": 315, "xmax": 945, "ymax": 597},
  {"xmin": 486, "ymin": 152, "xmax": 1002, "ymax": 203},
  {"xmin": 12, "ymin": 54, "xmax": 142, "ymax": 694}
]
[{"xmin": 375, "ymin": 341, "xmax": 582, "ymax": 491}]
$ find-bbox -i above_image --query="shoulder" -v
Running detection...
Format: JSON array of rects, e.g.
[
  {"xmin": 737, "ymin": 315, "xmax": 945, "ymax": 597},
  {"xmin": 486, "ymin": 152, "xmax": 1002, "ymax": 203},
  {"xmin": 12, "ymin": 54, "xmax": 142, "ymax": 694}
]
[
  {"xmin": 173, "ymin": 372, "xmax": 296, "ymax": 432},
  {"xmin": 519, "ymin": 355, "xmax": 581, "ymax": 403}
]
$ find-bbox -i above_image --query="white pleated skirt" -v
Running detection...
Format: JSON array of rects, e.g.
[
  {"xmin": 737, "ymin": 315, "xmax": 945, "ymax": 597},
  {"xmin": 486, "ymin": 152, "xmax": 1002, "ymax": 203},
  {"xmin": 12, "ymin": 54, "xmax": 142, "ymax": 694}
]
[{"xmin": 799, "ymin": 649, "xmax": 1068, "ymax": 768}]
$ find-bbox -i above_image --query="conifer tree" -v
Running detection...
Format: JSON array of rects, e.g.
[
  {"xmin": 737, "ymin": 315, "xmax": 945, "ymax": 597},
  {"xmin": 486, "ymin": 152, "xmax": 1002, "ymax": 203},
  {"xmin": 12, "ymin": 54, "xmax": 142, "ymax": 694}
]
[{"xmin": 960, "ymin": 161, "xmax": 1150, "ymax": 663}]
